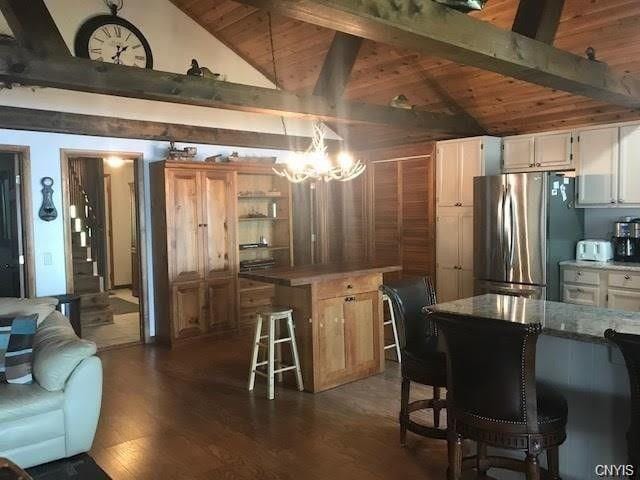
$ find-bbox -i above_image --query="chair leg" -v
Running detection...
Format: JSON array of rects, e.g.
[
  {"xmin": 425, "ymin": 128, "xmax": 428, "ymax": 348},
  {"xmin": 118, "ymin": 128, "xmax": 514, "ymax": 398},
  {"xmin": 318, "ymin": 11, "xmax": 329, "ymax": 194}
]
[
  {"xmin": 433, "ymin": 387, "xmax": 441, "ymax": 429},
  {"xmin": 400, "ymin": 377, "xmax": 410, "ymax": 446},
  {"xmin": 276, "ymin": 318, "xmax": 283, "ymax": 383},
  {"xmin": 447, "ymin": 430, "xmax": 463, "ymax": 480},
  {"xmin": 547, "ymin": 446, "xmax": 560, "ymax": 479},
  {"xmin": 388, "ymin": 298, "xmax": 402, "ymax": 364},
  {"xmin": 267, "ymin": 316, "xmax": 276, "ymax": 400},
  {"xmin": 248, "ymin": 314, "xmax": 263, "ymax": 391},
  {"xmin": 286, "ymin": 315, "xmax": 304, "ymax": 391},
  {"xmin": 477, "ymin": 442, "xmax": 489, "ymax": 476},
  {"xmin": 525, "ymin": 453, "xmax": 541, "ymax": 480}
]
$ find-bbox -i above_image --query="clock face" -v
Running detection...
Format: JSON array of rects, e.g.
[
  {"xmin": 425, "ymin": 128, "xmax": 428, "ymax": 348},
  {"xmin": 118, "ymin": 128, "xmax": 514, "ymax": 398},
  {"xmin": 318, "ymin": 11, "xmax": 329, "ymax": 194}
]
[{"xmin": 75, "ymin": 15, "xmax": 153, "ymax": 69}]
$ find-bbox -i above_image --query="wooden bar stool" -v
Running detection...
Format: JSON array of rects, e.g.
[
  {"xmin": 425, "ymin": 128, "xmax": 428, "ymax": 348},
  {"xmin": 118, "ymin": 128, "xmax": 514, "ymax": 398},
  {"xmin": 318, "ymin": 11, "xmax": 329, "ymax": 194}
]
[
  {"xmin": 382, "ymin": 293, "xmax": 402, "ymax": 364},
  {"xmin": 248, "ymin": 306, "xmax": 304, "ymax": 400}
]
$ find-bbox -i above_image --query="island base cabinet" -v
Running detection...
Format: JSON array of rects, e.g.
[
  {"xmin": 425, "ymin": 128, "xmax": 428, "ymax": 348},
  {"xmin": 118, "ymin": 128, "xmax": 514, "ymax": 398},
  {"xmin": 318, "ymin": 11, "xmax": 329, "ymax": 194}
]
[{"xmin": 315, "ymin": 291, "xmax": 382, "ymax": 391}]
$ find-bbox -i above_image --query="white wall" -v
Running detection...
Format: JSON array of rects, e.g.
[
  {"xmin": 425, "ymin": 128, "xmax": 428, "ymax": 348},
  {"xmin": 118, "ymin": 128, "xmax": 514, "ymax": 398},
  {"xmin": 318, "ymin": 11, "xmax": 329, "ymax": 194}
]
[
  {"xmin": 0, "ymin": 0, "xmax": 337, "ymax": 139},
  {"xmin": 0, "ymin": 127, "xmax": 290, "ymax": 336},
  {"xmin": 103, "ymin": 160, "xmax": 134, "ymax": 287}
]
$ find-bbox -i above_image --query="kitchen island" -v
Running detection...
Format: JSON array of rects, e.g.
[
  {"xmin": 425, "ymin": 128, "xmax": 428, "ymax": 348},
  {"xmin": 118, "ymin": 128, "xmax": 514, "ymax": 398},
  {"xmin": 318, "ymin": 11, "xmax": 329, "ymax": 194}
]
[
  {"xmin": 239, "ymin": 263, "xmax": 401, "ymax": 392},
  {"xmin": 430, "ymin": 294, "xmax": 638, "ymax": 480}
]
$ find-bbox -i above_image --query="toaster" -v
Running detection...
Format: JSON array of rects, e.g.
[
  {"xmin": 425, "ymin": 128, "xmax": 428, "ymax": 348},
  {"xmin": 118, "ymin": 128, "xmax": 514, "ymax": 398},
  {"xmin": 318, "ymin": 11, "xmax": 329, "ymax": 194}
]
[{"xmin": 576, "ymin": 240, "xmax": 614, "ymax": 262}]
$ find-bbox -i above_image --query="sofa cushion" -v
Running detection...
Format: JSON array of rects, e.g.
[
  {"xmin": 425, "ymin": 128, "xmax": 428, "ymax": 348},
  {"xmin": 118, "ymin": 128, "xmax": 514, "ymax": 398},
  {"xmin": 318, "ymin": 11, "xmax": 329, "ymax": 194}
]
[
  {"xmin": 0, "ymin": 297, "xmax": 58, "ymax": 326},
  {"xmin": 0, "ymin": 382, "xmax": 63, "ymax": 423},
  {"xmin": 33, "ymin": 312, "xmax": 97, "ymax": 392},
  {"xmin": 0, "ymin": 314, "xmax": 37, "ymax": 384}
]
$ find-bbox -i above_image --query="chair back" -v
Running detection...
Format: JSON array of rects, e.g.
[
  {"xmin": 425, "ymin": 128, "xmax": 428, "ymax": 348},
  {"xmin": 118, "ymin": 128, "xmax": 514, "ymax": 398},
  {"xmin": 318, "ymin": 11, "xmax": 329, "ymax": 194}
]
[
  {"xmin": 432, "ymin": 312, "xmax": 542, "ymax": 429},
  {"xmin": 605, "ymin": 329, "xmax": 640, "ymax": 465},
  {"xmin": 380, "ymin": 277, "xmax": 437, "ymax": 354}
]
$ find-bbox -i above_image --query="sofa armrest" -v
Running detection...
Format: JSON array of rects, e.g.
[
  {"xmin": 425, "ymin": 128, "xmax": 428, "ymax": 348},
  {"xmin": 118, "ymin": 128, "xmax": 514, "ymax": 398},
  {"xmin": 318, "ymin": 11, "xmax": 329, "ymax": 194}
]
[{"xmin": 33, "ymin": 311, "xmax": 97, "ymax": 392}]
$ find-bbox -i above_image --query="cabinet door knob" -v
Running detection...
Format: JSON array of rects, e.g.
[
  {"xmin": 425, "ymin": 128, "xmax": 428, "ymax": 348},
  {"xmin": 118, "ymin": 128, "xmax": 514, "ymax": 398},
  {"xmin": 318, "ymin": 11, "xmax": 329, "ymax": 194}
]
[
  {"xmin": 346, "ymin": 284, "xmax": 353, "ymax": 289},
  {"xmin": 536, "ymin": 163, "xmax": 541, "ymax": 167},
  {"xmin": 576, "ymin": 271, "xmax": 582, "ymax": 276}
]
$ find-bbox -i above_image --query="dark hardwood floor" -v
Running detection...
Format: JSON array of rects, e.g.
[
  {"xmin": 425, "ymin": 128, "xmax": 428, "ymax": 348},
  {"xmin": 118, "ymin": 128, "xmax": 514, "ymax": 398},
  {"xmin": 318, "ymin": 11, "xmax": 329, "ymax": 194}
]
[{"xmin": 91, "ymin": 335, "xmax": 448, "ymax": 479}]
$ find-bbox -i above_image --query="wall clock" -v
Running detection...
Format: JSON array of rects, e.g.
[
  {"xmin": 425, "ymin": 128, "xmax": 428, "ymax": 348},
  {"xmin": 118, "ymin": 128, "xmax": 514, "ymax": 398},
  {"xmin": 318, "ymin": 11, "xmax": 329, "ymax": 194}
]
[{"xmin": 74, "ymin": 14, "xmax": 153, "ymax": 69}]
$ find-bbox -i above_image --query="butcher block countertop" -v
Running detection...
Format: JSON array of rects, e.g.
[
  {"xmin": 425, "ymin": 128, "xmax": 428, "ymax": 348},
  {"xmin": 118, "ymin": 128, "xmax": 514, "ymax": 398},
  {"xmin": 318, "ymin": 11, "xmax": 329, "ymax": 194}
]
[{"xmin": 238, "ymin": 263, "xmax": 402, "ymax": 286}]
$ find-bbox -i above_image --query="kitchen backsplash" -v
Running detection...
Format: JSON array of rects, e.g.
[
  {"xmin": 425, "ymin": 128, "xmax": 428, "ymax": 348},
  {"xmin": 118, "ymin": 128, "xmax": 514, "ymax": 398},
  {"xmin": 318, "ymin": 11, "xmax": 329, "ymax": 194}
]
[{"xmin": 584, "ymin": 208, "xmax": 640, "ymax": 239}]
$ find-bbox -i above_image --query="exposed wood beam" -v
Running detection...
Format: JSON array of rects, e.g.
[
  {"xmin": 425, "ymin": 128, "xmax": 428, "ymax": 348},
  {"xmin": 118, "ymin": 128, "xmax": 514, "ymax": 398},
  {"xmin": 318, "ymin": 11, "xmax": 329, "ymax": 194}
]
[
  {"xmin": 233, "ymin": 0, "xmax": 640, "ymax": 108},
  {"xmin": 0, "ymin": 45, "xmax": 481, "ymax": 135},
  {"xmin": 0, "ymin": 0, "xmax": 69, "ymax": 57},
  {"xmin": 512, "ymin": 0, "xmax": 565, "ymax": 44},
  {"xmin": 313, "ymin": 32, "xmax": 363, "ymax": 100},
  {"xmin": 0, "ymin": 106, "xmax": 340, "ymax": 151}
]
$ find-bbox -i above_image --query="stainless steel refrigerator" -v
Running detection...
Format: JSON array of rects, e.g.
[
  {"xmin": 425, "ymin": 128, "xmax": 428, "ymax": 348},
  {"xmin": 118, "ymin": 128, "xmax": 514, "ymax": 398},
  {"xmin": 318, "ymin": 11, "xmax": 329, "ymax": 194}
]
[{"xmin": 474, "ymin": 172, "xmax": 584, "ymax": 301}]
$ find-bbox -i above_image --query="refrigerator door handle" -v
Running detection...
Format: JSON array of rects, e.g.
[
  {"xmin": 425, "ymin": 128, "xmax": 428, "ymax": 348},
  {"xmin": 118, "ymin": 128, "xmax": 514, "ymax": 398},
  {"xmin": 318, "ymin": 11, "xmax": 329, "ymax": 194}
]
[
  {"xmin": 498, "ymin": 184, "xmax": 508, "ymax": 269},
  {"xmin": 508, "ymin": 186, "xmax": 516, "ymax": 267}
]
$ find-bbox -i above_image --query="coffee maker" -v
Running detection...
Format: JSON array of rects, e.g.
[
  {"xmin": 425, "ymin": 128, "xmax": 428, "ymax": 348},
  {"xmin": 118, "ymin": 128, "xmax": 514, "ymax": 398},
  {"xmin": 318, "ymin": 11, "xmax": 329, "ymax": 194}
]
[{"xmin": 613, "ymin": 218, "xmax": 640, "ymax": 262}]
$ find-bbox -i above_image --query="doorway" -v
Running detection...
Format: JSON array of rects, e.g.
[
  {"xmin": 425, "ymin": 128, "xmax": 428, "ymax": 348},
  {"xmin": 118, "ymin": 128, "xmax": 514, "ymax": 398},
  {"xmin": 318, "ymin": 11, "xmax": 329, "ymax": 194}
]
[
  {"xmin": 0, "ymin": 147, "xmax": 34, "ymax": 298},
  {"xmin": 62, "ymin": 151, "xmax": 145, "ymax": 349}
]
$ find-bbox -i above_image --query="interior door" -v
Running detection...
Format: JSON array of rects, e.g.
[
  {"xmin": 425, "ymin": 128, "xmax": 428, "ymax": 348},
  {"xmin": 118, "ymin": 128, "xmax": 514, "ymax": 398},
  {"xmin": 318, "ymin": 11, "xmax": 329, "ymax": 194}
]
[
  {"xmin": 437, "ymin": 143, "xmax": 459, "ymax": 206},
  {"xmin": 0, "ymin": 153, "xmax": 24, "ymax": 297},
  {"xmin": 577, "ymin": 127, "xmax": 619, "ymax": 206},
  {"xmin": 201, "ymin": 171, "xmax": 236, "ymax": 278},
  {"xmin": 619, "ymin": 125, "xmax": 640, "ymax": 205},
  {"xmin": 505, "ymin": 173, "xmax": 546, "ymax": 286},
  {"xmin": 459, "ymin": 139, "xmax": 481, "ymax": 207},
  {"xmin": 473, "ymin": 175, "xmax": 508, "ymax": 283},
  {"xmin": 316, "ymin": 297, "xmax": 348, "ymax": 386},
  {"xmin": 345, "ymin": 291, "xmax": 380, "ymax": 373},
  {"xmin": 166, "ymin": 169, "xmax": 202, "ymax": 282}
]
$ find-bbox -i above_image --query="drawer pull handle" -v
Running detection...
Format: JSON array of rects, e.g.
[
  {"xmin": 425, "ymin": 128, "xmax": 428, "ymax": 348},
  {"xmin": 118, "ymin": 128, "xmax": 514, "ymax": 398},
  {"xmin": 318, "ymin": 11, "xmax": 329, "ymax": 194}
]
[
  {"xmin": 576, "ymin": 271, "xmax": 582, "ymax": 276},
  {"xmin": 625, "ymin": 275, "xmax": 632, "ymax": 280},
  {"xmin": 346, "ymin": 284, "xmax": 353, "ymax": 289}
]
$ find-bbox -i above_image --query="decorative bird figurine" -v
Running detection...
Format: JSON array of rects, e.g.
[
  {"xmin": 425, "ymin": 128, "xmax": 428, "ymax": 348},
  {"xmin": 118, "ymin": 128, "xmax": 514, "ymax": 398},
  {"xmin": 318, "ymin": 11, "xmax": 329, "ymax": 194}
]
[
  {"xmin": 390, "ymin": 94, "xmax": 413, "ymax": 110},
  {"xmin": 187, "ymin": 58, "xmax": 225, "ymax": 80}
]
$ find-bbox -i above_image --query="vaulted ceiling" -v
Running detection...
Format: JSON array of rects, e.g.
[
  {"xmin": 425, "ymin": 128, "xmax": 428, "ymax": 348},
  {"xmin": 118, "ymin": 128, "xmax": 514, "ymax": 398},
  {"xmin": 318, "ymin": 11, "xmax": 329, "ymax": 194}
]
[{"xmin": 172, "ymin": 0, "xmax": 640, "ymax": 149}]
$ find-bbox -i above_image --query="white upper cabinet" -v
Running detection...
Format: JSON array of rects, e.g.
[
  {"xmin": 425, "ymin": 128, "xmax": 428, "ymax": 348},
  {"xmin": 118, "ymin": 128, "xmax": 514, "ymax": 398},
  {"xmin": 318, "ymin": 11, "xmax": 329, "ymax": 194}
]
[
  {"xmin": 503, "ymin": 132, "xmax": 573, "ymax": 172},
  {"xmin": 576, "ymin": 127, "xmax": 619, "ymax": 206},
  {"xmin": 437, "ymin": 142, "xmax": 460, "ymax": 207},
  {"xmin": 535, "ymin": 132, "xmax": 573, "ymax": 169},
  {"xmin": 619, "ymin": 125, "xmax": 640, "ymax": 205},
  {"xmin": 437, "ymin": 136, "xmax": 501, "ymax": 208},
  {"xmin": 503, "ymin": 136, "xmax": 535, "ymax": 171}
]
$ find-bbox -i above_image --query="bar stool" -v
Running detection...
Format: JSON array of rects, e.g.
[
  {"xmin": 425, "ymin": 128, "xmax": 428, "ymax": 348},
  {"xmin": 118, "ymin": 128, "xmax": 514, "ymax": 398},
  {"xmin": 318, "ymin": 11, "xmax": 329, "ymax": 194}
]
[
  {"xmin": 432, "ymin": 311, "xmax": 567, "ymax": 480},
  {"xmin": 381, "ymin": 277, "xmax": 447, "ymax": 445},
  {"xmin": 248, "ymin": 306, "xmax": 304, "ymax": 400},
  {"xmin": 382, "ymin": 293, "xmax": 402, "ymax": 364},
  {"xmin": 605, "ymin": 329, "xmax": 640, "ymax": 475}
]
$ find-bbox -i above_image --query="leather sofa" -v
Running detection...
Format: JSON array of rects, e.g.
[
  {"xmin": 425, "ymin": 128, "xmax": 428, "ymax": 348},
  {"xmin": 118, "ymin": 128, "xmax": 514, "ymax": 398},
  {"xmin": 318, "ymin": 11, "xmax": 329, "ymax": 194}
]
[{"xmin": 0, "ymin": 298, "xmax": 102, "ymax": 468}]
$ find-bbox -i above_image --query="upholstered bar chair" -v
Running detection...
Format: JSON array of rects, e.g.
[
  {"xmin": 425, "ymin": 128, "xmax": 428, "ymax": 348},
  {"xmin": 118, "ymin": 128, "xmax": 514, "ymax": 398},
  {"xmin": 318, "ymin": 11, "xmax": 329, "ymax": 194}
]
[
  {"xmin": 432, "ymin": 311, "xmax": 567, "ymax": 480},
  {"xmin": 380, "ymin": 277, "xmax": 447, "ymax": 444},
  {"xmin": 605, "ymin": 329, "xmax": 640, "ymax": 478}
]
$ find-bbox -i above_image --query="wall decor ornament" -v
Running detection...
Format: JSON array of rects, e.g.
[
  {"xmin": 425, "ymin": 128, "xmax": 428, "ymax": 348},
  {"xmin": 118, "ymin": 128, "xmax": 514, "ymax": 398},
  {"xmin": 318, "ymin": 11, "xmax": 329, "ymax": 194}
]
[{"xmin": 39, "ymin": 177, "xmax": 58, "ymax": 222}]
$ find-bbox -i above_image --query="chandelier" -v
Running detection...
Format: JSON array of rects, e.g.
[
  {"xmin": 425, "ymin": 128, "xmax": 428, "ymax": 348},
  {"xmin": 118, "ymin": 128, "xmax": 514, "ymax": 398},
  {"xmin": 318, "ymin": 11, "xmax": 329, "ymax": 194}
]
[{"xmin": 273, "ymin": 122, "xmax": 366, "ymax": 183}]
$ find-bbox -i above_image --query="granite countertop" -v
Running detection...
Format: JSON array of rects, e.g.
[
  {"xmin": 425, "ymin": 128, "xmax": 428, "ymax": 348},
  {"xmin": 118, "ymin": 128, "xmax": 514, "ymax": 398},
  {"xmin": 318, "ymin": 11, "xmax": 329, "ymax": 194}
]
[
  {"xmin": 238, "ymin": 263, "xmax": 402, "ymax": 286},
  {"xmin": 427, "ymin": 294, "xmax": 640, "ymax": 344},
  {"xmin": 560, "ymin": 259, "xmax": 640, "ymax": 272}
]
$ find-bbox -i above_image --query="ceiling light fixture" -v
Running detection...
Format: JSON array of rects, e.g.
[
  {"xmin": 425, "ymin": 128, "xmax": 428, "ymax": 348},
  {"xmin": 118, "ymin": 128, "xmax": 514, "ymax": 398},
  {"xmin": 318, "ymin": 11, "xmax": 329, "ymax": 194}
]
[
  {"xmin": 272, "ymin": 122, "xmax": 366, "ymax": 183},
  {"xmin": 105, "ymin": 156, "xmax": 126, "ymax": 168}
]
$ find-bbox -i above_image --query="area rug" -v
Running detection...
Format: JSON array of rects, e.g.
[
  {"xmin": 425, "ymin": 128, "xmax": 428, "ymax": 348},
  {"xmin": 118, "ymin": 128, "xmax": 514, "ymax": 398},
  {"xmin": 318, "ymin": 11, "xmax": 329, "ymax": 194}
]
[
  {"xmin": 26, "ymin": 454, "xmax": 111, "ymax": 480},
  {"xmin": 108, "ymin": 296, "xmax": 139, "ymax": 315}
]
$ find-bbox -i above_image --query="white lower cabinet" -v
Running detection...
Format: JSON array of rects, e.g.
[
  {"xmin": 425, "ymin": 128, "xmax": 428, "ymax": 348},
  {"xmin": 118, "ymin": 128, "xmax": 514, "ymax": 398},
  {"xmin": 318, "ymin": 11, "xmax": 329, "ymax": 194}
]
[{"xmin": 561, "ymin": 264, "xmax": 640, "ymax": 312}]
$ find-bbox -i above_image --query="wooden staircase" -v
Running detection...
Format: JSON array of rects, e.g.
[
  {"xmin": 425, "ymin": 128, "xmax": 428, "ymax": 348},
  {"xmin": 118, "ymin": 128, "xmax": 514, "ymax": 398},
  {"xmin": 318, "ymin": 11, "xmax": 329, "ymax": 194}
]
[{"xmin": 69, "ymin": 160, "xmax": 114, "ymax": 328}]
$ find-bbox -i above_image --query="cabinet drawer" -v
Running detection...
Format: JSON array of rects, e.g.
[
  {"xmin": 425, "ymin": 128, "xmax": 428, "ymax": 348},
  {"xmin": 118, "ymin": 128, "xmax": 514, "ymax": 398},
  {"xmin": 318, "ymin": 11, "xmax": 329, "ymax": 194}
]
[
  {"xmin": 315, "ymin": 274, "xmax": 381, "ymax": 300},
  {"xmin": 240, "ymin": 289, "xmax": 274, "ymax": 309},
  {"xmin": 562, "ymin": 268, "xmax": 599, "ymax": 286},
  {"xmin": 563, "ymin": 284, "xmax": 600, "ymax": 307},
  {"xmin": 608, "ymin": 289, "xmax": 640, "ymax": 312},
  {"xmin": 608, "ymin": 272, "xmax": 640, "ymax": 290},
  {"xmin": 239, "ymin": 278, "xmax": 275, "ymax": 293}
]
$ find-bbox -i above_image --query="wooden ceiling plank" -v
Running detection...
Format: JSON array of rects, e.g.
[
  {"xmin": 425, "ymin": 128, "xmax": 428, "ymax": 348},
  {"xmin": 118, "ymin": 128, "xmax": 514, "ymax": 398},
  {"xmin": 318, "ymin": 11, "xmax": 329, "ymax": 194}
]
[
  {"xmin": 232, "ymin": 0, "xmax": 640, "ymax": 108},
  {"xmin": 313, "ymin": 32, "xmax": 363, "ymax": 100},
  {"xmin": 0, "ymin": 44, "xmax": 482, "ymax": 135},
  {"xmin": 512, "ymin": 0, "xmax": 565, "ymax": 44},
  {"xmin": 0, "ymin": 105, "xmax": 335, "ymax": 151},
  {"xmin": 0, "ymin": 0, "xmax": 70, "ymax": 57}
]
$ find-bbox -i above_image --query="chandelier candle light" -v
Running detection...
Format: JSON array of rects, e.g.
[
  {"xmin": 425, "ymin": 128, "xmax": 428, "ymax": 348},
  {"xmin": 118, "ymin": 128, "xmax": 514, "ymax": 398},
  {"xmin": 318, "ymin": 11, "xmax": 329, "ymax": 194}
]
[{"xmin": 273, "ymin": 122, "xmax": 366, "ymax": 183}]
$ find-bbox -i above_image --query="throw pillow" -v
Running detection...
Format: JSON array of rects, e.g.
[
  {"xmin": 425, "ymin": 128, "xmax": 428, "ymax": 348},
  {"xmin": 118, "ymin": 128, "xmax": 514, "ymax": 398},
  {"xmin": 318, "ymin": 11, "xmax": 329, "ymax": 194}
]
[{"xmin": 0, "ymin": 314, "xmax": 38, "ymax": 384}]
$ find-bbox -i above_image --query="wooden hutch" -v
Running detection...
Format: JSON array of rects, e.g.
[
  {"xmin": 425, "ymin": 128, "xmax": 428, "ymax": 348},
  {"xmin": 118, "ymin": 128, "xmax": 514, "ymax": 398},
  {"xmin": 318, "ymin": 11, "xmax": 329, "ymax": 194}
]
[{"xmin": 150, "ymin": 160, "xmax": 293, "ymax": 345}]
